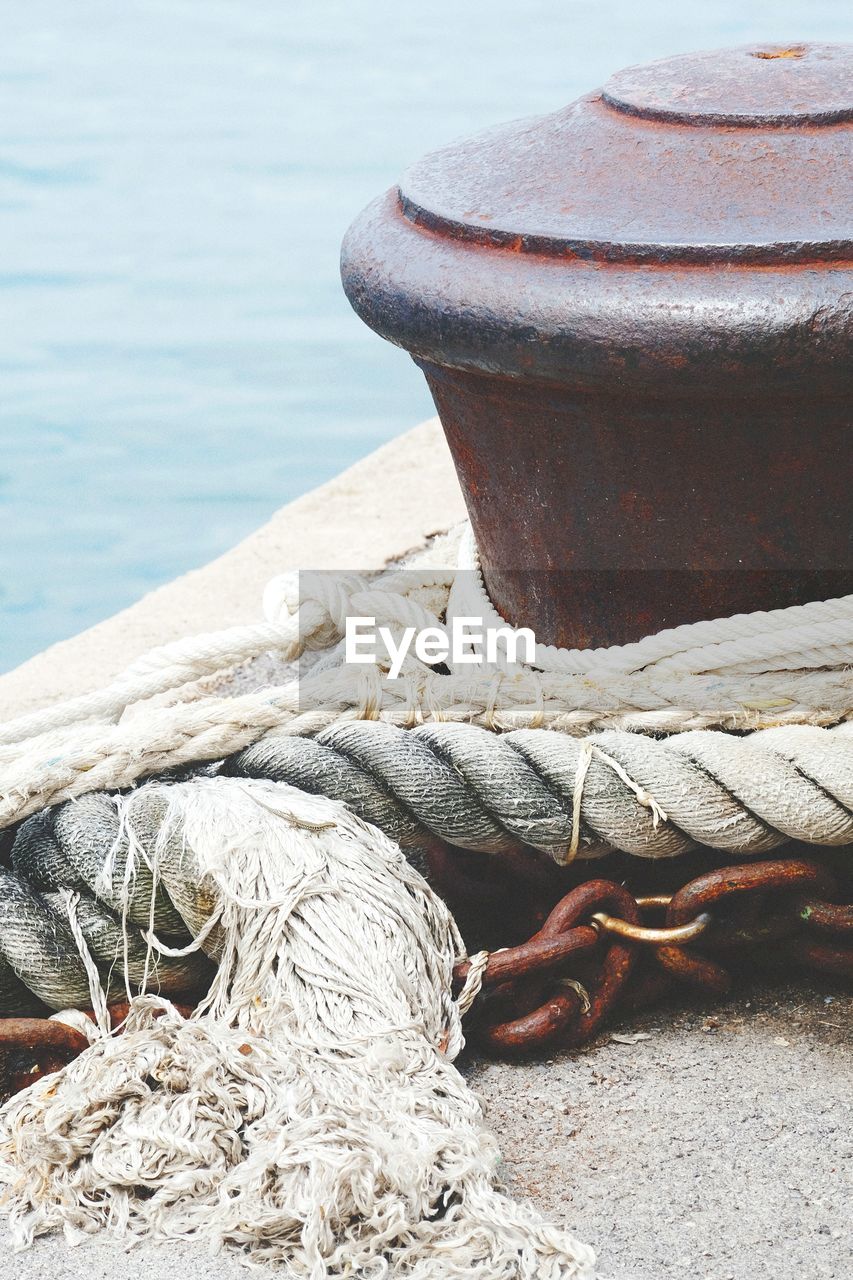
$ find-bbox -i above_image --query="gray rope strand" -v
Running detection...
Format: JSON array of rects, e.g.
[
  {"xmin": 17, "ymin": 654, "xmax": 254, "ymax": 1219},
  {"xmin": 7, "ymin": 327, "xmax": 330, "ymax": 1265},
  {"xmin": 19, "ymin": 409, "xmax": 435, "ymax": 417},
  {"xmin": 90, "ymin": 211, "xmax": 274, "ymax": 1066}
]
[
  {"xmin": 226, "ymin": 734, "xmax": 424, "ymax": 851},
  {"xmin": 2, "ymin": 720, "xmax": 852, "ymax": 1014},
  {"xmin": 41, "ymin": 891, "xmax": 213, "ymax": 998},
  {"xmin": 226, "ymin": 721, "xmax": 853, "ymax": 861},
  {"xmin": 0, "ymin": 868, "xmax": 92, "ymax": 1012},
  {"xmin": 14, "ymin": 796, "xmax": 186, "ymax": 933},
  {"xmin": 0, "ymin": 803, "xmax": 209, "ymax": 1012},
  {"xmin": 52, "ymin": 793, "xmax": 188, "ymax": 934}
]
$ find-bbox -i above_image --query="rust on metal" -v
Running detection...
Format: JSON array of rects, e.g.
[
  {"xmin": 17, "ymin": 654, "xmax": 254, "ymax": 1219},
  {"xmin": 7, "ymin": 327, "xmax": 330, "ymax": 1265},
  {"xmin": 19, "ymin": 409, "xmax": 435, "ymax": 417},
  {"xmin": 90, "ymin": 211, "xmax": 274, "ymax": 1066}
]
[
  {"xmin": 466, "ymin": 879, "xmax": 640, "ymax": 1055},
  {"xmin": 0, "ymin": 1016, "xmax": 89, "ymax": 1100},
  {"xmin": 342, "ymin": 43, "xmax": 853, "ymax": 647},
  {"xmin": 455, "ymin": 924, "xmax": 598, "ymax": 988},
  {"xmin": 448, "ymin": 850, "xmax": 851, "ymax": 1056},
  {"xmin": 0, "ymin": 1001, "xmax": 195, "ymax": 1101},
  {"xmin": 794, "ymin": 896, "xmax": 853, "ymax": 935},
  {"xmin": 655, "ymin": 857, "xmax": 836, "ymax": 991},
  {"xmin": 0, "ymin": 855, "xmax": 849, "ymax": 1087},
  {"xmin": 787, "ymin": 937, "xmax": 853, "ymax": 977}
]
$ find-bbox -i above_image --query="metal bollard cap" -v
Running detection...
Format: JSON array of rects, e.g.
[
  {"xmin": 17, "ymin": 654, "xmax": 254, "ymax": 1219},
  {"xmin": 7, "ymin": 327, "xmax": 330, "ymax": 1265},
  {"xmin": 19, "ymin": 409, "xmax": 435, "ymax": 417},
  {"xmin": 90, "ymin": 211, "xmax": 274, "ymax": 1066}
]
[{"xmin": 342, "ymin": 43, "xmax": 853, "ymax": 397}]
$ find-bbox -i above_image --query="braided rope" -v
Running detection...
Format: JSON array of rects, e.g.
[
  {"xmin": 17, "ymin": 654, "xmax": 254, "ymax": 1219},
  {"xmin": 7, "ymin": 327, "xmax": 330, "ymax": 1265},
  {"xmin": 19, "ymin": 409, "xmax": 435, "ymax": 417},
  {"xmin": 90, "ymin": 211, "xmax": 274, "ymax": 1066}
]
[
  {"xmin": 3, "ymin": 528, "xmax": 851, "ymax": 1273},
  {"xmin": 3, "ymin": 523, "xmax": 852, "ymax": 803},
  {"xmin": 4, "ymin": 662, "xmax": 853, "ymax": 836},
  {"xmin": 2, "ymin": 521, "xmax": 853, "ymax": 1016},
  {"xmin": 0, "ymin": 573, "xmax": 445, "ymax": 750},
  {"xmin": 4, "ymin": 666, "xmax": 852, "ymax": 832},
  {"xmin": 2, "ymin": 713, "xmax": 852, "ymax": 1012}
]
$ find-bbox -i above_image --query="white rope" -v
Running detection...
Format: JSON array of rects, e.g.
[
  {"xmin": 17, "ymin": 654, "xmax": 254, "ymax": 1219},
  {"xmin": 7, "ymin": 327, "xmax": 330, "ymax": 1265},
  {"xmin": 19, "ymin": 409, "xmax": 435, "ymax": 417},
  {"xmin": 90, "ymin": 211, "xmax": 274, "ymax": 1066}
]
[
  {"xmin": 0, "ymin": 575, "xmax": 445, "ymax": 749},
  {"xmin": 453, "ymin": 523, "xmax": 853, "ymax": 675},
  {"xmin": 1, "ymin": 527, "xmax": 852, "ymax": 1276},
  {"xmin": 56, "ymin": 889, "xmax": 111, "ymax": 1035},
  {"xmin": 455, "ymin": 948, "xmax": 490, "ymax": 1018},
  {"xmin": 0, "ymin": 618, "xmax": 306, "ymax": 746},
  {"xmin": 6, "ymin": 521, "xmax": 852, "ymax": 753},
  {"xmin": 2, "ymin": 523, "xmax": 852, "ymax": 830},
  {"xmin": 0, "ymin": 778, "xmax": 595, "ymax": 1279},
  {"xmin": 4, "ymin": 664, "xmax": 850, "ymax": 832}
]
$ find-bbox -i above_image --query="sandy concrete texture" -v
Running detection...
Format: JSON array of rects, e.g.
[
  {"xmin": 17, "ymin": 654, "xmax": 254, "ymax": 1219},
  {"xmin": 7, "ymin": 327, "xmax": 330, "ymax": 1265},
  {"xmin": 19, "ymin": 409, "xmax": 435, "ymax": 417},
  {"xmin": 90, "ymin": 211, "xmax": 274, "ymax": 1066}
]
[
  {"xmin": 0, "ymin": 416, "xmax": 466, "ymax": 720},
  {"xmin": 471, "ymin": 979, "xmax": 852, "ymax": 1280},
  {"xmin": 3, "ymin": 981, "xmax": 849, "ymax": 1280}
]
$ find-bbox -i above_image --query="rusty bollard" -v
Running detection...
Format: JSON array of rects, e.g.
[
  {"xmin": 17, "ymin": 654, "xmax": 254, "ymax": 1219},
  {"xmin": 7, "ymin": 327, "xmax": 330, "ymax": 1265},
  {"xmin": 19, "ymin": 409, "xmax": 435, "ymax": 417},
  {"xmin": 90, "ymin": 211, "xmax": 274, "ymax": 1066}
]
[{"xmin": 342, "ymin": 43, "xmax": 853, "ymax": 647}]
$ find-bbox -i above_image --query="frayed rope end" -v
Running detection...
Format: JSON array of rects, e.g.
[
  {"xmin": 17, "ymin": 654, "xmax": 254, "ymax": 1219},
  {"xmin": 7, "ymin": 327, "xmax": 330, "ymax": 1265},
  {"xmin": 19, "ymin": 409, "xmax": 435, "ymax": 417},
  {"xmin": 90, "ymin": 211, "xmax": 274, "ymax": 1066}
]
[{"xmin": 0, "ymin": 777, "xmax": 595, "ymax": 1279}]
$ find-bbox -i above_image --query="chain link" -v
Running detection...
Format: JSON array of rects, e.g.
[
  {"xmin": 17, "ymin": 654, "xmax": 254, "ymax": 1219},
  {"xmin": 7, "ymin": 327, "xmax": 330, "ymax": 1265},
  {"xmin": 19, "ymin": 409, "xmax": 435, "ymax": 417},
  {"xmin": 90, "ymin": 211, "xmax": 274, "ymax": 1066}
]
[
  {"xmin": 449, "ymin": 853, "xmax": 853, "ymax": 1055},
  {"xmin": 0, "ymin": 853, "xmax": 849, "ymax": 1089}
]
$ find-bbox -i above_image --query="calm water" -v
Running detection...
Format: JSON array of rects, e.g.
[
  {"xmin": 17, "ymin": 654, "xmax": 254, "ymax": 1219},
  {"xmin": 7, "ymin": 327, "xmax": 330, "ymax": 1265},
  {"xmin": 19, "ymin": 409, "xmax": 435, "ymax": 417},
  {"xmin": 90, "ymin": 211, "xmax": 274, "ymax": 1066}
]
[{"xmin": 1, "ymin": 1, "xmax": 850, "ymax": 671}]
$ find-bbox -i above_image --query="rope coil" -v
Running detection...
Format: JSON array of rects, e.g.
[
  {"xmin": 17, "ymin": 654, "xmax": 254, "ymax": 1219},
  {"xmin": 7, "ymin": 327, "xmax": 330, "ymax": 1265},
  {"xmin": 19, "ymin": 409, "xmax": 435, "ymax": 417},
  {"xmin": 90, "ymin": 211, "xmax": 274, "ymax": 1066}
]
[
  {"xmin": 2, "ymin": 718, "xmax": 852, "ymax": 1013},
  {"xmin": 228, "ymin": 720, "xmax": 853, "ymax": 861}
]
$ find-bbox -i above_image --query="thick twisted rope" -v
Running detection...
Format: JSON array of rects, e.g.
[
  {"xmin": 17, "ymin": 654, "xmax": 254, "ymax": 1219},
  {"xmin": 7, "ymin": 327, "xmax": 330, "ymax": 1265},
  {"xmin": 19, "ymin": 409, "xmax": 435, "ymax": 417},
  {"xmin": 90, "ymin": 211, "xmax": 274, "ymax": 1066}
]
[
  {"xmin": 3, "ymin": 529, "xmax": 851, "ymax": 1277},
  {"xmin": 0, "ymin": 804, "xmax": 210, "ymax": 1012},
  {"xmin": 226, "ymin": 720, "xmax": 853, "ymax": 862},
  {"xmin": 5, "ymin": 719, "xmax": 853, "ymax": 1012},
  {"xmin": 4, "ymin": 666, "xmax": 852, "ymax": 831},
  {"xmin": 3, "ymin": 524, "xmax": 853, "ymax": 827}
]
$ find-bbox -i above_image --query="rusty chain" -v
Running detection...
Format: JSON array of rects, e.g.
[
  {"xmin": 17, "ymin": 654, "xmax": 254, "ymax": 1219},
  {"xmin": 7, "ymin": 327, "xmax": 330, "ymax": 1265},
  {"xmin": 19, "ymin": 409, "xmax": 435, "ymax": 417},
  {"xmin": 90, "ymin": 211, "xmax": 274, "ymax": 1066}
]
[
  {"xmin": 450, "ymin": 853, "xmax": 853, "ymax": 1056},
  {"xmin": 0, "ymin": 1001, "xmax": 194, "ymax": 1101},
  {"xmin": 0, "ymin": 851, "xmax": 849, "ymax": 1092}
]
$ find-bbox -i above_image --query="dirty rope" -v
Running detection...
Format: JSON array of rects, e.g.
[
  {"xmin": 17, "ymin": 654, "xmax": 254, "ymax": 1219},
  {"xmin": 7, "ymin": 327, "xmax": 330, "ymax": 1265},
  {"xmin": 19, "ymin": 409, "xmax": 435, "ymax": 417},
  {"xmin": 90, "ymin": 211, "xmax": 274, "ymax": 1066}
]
[
  {"xmin": 0, "ymin": 778, "xmax": 594, "ymax": 1279},
  {"xmin": 3, "ymin": 719, "xmax": 853, "ymax": 1012}
]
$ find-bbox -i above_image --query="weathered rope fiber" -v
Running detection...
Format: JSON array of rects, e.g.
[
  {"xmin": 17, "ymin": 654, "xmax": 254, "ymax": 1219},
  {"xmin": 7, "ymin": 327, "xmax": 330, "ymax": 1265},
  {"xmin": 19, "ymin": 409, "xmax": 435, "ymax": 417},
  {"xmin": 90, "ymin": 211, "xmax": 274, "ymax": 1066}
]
[
  {"xmin": 0, "ymin": 777, "xmax": 595, "ymax": 1278},
  {"xmin": 0, "ymin": 569, "xmax": 447, "ymax": 748},
  {"xmin": 1, "ymin": 531, "xmax": 851, "ymax": 1275},
  {"xmin": 226, "ymin": 720, "xmax": 853, "ymax": 862},
  {"xmin": 4, "ymin": 665, "xmax": 853, "ymax": 831},
  {"xmin": 0, "ymin": 804, "xmax": 210, "ymax": 1012},
  {"xmin": 4, "ymin": 714, "xmax": 852, "ymax": 1013},
  {"xmin": 3, "ymin": 524, "xmax": 853, "ymax": 830}
]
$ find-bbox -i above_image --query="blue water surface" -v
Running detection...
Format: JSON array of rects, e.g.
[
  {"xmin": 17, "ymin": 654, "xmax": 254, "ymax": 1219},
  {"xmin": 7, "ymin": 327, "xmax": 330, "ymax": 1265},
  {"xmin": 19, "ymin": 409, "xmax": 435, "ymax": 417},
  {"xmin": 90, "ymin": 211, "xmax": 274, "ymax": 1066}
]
[{"xmin": 1, "ymin": 0, "xmax": 850, "ymax": 671}]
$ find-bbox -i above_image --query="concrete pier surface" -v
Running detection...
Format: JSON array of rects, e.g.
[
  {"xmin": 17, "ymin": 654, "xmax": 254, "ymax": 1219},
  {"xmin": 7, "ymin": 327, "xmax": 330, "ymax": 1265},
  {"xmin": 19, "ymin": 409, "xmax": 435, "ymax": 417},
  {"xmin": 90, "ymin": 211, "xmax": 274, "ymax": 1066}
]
[{"xmin": 0, "ymin": 420, "xmax": 850, "ymax": 1279}]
